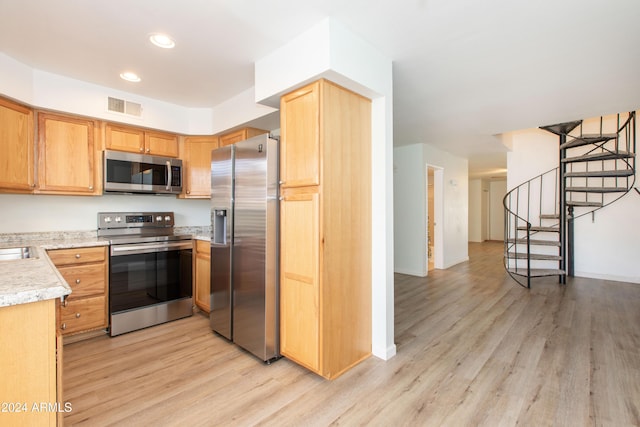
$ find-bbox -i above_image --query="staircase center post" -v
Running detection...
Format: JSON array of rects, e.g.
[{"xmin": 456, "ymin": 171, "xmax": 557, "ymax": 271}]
[{"xmin": 559, "ymin": 134, "xmax": 567, "ymax": 284}]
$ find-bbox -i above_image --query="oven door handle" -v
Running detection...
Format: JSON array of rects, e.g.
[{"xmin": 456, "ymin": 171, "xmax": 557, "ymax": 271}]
[{"xmin": 110, "ymin": 241, "xmax": 193, "ymax": 256}]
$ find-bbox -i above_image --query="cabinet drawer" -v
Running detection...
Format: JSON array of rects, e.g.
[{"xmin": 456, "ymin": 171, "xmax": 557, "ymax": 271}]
[
  {"xmin": 60, "ymin": 295, "xmax": 107, "ymax": 335},
  {"xmin": 57, "ymin": 262, "xmax": 106, "ymax": 299},
  {"xmin": 48, "ymin": 246, "xmax": 106, "ymax": 266}
]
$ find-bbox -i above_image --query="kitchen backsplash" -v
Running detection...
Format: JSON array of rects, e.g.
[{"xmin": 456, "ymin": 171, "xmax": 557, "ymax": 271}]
[{"xmin": 0, "ymin": 226, "xmax": 210, "ymax": 245}]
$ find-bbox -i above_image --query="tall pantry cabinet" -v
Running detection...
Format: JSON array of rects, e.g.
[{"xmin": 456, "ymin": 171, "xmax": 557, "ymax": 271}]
[{"xmin": 279, "ymin": 79, "xmax": 372, "ymax": 379}]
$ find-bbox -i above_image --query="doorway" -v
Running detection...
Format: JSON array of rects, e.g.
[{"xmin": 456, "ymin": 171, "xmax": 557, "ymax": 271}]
[{"xmin": 426, "ymin": 165, "xmax": 444, "ymax": 273}]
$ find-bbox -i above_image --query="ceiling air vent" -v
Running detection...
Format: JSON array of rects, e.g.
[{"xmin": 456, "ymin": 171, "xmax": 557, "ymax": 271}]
[{"xmin": 108, "ymin": 97, "xmax": 143, "ymax": 117}]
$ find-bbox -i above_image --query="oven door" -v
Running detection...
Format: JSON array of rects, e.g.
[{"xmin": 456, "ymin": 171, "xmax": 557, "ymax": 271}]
[{"xmin": 109, "ymin": 240, "xmax": 193, "ymax": 335}]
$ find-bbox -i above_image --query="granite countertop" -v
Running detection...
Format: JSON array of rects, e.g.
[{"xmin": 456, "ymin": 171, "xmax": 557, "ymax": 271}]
[
  {"xmin": 0, "ymin": 227, "xmax": 208, "ymax": 309},
  {"xmin": 0, "ymin": 233, "xmax": 109, "ymax": 308}
]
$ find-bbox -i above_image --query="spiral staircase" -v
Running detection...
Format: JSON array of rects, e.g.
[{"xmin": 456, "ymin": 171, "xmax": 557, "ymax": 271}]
[{"xmin": 503, "ymin": 111, "xmax": 636, "ymax": 288}]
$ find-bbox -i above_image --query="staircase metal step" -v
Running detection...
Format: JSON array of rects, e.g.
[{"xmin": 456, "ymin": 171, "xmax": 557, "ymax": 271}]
[
  {"xmin": 507, "ymin": 238, "xmax": 561, "ymax": 247},
  {"xmin": 540, "ymin": 120, "xmax": 582, "ymax": 136},
  {"xmin": 559, "ymin": 133, "xmax": 617, "ymax": 150},
  {"xmin": 562, "ymin": 151, "xmax": 634, "ymax": 163},
  {"xmin": 517, "ymin": 226, "xmax": 560, "ymax": 232},
  {"xmin": 507, "ymin": 252, "xmax": 562, "ymax": 261},
  {"xmin": 507, "ymin": 268, "xmax": 566, "ymax": 277},
  {"xmin": 539, "ymin": 214, "xmax": 560, "ymax": 219},
  {"xmin": 566, "ymin": 200, "xmax": 603, "ymax": 207},
  {"xmin": 565, "ymin": 169, "xmax": 635, "ymax": 178},
  {"xmin": 566, "ymin": 186, "xmax": 628, "ymax": 193}
]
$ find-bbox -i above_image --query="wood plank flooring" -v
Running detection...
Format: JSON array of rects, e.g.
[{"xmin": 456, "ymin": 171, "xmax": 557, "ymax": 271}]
[{"xmin": 62, "ymin": 241, "xmax": 640, "ymax": 426}]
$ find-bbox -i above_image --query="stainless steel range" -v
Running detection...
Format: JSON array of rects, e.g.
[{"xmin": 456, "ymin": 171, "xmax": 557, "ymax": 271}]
[{"xmin": 98, "ymin": 212, "xmax": 193, "ymax": 336}]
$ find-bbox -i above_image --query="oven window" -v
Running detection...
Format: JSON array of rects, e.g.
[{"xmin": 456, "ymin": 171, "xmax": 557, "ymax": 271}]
[{"xmin": 110, "ymin": 249, "xmax": 192, "ymax": 313}]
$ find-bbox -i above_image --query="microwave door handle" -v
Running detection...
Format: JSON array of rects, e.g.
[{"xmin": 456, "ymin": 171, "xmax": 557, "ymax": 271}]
[{"xmin": 166, "ymin": 160, "xmax": 171, "ymax": 191}]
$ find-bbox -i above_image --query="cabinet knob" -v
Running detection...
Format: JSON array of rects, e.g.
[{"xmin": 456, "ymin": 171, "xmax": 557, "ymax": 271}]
[
  {"xmin": 75, "ymin": 279, "xmax": 81, "ymax": 284},
  {"xmin": 139, "ymin": 147, "xmax": 144, "ymax": 152},
  {"xmin": 61, "ymin": 323, "xmax": 67, "ymax": 330},
  {"xmin": 76, "ymin": 313, "xmax": 81, "ymax": 318},
  {"xmin": 279, "ymin": 196, "xmax": 284, "ymax": 201},
  {"xmin": 89, "ymin": 185, "xmax": 94, "ymax": 190},
  {"xmin": 146, "ymin": 148, "xmax": 150, "ymax": 153},
  {"xmin": 62, "ymin": 299, "xmax": 68, "ymax": 307},
  {"xmin": 75, "ymin": 254, "xmax": 81, "ymax": 259},
  {"xmin": 186, "ymin": 190, "xmax": 190, "ymax": 194},
  {"xmin": 279, "ymin": 180, "xmax": 285, "ymax": 185}
]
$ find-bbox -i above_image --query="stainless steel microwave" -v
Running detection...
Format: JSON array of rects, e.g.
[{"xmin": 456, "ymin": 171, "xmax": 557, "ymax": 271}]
[{"xmin": 104, "ymin": 150, "xmax": 183, "ymax": 194}]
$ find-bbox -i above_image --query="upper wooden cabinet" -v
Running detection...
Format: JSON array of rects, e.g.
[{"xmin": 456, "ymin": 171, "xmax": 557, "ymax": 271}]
[
  {"xmin": 105, "ymin": 123, "xmax": 179, "ymax": 157},
  {"xmin": 179, "ymin": 135, "xmax": 219, "ymax": 198},
  {"xmin": 0, "ymin": 97, "xmax": 34, "ymax": 193},
  {"xmin": 280, "ymin": 84, "xmax": 320, "ymax": 188},
  {"xmin": 219, "ymin": 127, "xmax": 268, "ymax": 147},
  {"xmin": 37, "ymin": 112, "xmax": 101, "ymax": 195},
  {"xmin": 279, "ymin": 79, "xmax": 372, "ymax": 379}
]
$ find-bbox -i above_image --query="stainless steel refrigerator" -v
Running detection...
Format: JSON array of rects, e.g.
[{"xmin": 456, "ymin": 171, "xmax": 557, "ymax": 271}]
[{"xmin": 210, "ymin": 133, "xmax": 279, "ymax": 362}]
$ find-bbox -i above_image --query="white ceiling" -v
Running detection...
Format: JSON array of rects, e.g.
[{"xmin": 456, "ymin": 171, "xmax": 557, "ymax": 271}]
[{"xmin": 1, "ymin": 0, "xmax": 639, "ymax": 179}]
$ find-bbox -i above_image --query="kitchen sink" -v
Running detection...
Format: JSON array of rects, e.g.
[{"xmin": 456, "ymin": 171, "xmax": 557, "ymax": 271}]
[{"xmin": 0, "ymin": 246, "xmax": 37, "ymax": 261}]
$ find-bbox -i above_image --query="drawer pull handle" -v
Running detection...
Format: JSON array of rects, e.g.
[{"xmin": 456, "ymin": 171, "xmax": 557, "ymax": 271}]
[
  {"xmin": 61, "ymin": 323, "xmax": 66, "ymax": 330},
  {"xmin": 76, "ymin": 313, "xmax": 81, "ymax": 318},
  {"xmin": 75, "ymin": 254, "xmax": 81, "ymax": 259},
  {"xmin": 75, "ymin": 279, "xmax": 81, "ymax": 284},
  {"xmin": 62, "ymin": 299, "xmax": 68, "ymax": 307}
]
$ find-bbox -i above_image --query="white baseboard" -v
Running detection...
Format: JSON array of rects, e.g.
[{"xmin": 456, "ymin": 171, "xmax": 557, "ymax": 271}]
[
  {"xmin": 372, "ymin": 343, "xmax": 397, "ymax": 360},
  {"xmin": 394, "ymin": 267, "xmax": 427, "ymax": 277},
  {"xmin": 573, "ymin": 271, "xmax": 640, "ymax": 284}
]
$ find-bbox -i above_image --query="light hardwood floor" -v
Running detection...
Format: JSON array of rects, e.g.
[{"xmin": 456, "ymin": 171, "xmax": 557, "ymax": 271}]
[{"xmin": 63, "ymin": 242, "xmax": 640, "ymax": 426}]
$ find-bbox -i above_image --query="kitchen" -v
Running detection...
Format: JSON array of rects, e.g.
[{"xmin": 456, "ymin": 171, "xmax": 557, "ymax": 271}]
[{"xmin": 0, "ymin": 11, "xmax": 391, "ymax": 424}]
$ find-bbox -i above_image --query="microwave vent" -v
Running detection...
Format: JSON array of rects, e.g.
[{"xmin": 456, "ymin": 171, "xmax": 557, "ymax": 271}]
[{"xmin": 108, "ymin": 97, "xmax": 143, "ymax": 117}]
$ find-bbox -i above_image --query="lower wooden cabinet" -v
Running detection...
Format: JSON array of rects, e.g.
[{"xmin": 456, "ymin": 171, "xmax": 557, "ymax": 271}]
[
  {"xmin": 59, "ymin": 295, "xmax": 107, "ymax": 335},
  {"xmin": 194, "ymin": 240, "xmax": 211, "ymax": 313},
  {"xmin": 0, "ymin": 299, "xmax": 61, "ymax": 426},
  {"xmin": 47, "ymin": 246, "xmax": 108, "ymax": 336}
]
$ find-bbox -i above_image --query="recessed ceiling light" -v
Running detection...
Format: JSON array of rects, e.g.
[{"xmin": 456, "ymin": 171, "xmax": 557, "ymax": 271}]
[
  {"xmin": 120, "ymin": 71, "xmax": 141, "ymax": 82},
  {"xmin": 149, "ymin": 33, "xmax": 175, "ymax": 49}
]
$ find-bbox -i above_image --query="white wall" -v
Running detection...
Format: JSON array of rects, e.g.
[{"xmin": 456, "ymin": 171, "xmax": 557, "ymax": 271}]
[
  {"xmin": 255, "ymin": 18, "xmax": 396, "ymax": 360},
  {"xmin": 394, "ymin": 143, "xmax": 469, "ymax": 275},
  {"xmin": 469, "ymin": 179, "xmax": 483, "ymax": 242},
  {"xmin": 0, "ymin": 194, "xmax": 210, "ymax": 233},
  {"xmin": 394, "ymin": 144, "xmax": 427, "ymax": 275},
  {"xmin": 506, "ymin": 115, "xmax": 640, "ymax": 283},
  {"xmin": 489, "ymin": 180, "xmax": 507, "ymax": 241}
]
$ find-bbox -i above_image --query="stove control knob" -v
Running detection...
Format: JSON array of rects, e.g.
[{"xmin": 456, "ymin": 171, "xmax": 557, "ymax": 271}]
[
  {"xmin": 156, "ymin": 216, "xmax": 163, "ymax": 222},
  {"xmin": 115, "ymin": 216, "xmax": 122, "ymax": 223},
  {"xmin": 164, "ymin": 215, "xmax": 171, "ymax": 222},
  {"xmin": 104, "ymin": 216, "xmax": 112, "ymax": 223}
]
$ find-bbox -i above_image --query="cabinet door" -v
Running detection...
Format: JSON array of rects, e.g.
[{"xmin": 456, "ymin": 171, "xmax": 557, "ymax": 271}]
[
  {"xmin": 280, "ymin": 81, "xmax": 320, "ymax": 188},
  {"xmin": 37, "ymin": 112, "xmax": 98, "ymax": 194},
  {"xmin": 105, "ymin": 123, "xmax": 145, "ymax": 153},
  {"xmin": 219, "ymin": 128, "xmax": 267, "ymax": 148},
  {"xmin": 194, "ymin": 241, "xmax": 211, "ymax": 312},
  {"xmin": 181, "ymin": 136, "xmax": 218, "ymax": 198},
  {"xmin": 0, "ymin": 300, "xmax": 57, "ymax": 426},
  {"xmin": 145, "ymin": 131, "xmax": 179, "ymax": 157},
  {"xmin": 219, "ymin": 129, "xmax": 246, "ymax": 147},
  {"xmin": 280, "ymin": 190, "xmax": 320, "ymax": 372},
  {"xmin": 0, "ymin": 98, "xmax": 34, "ymax": 192}
]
